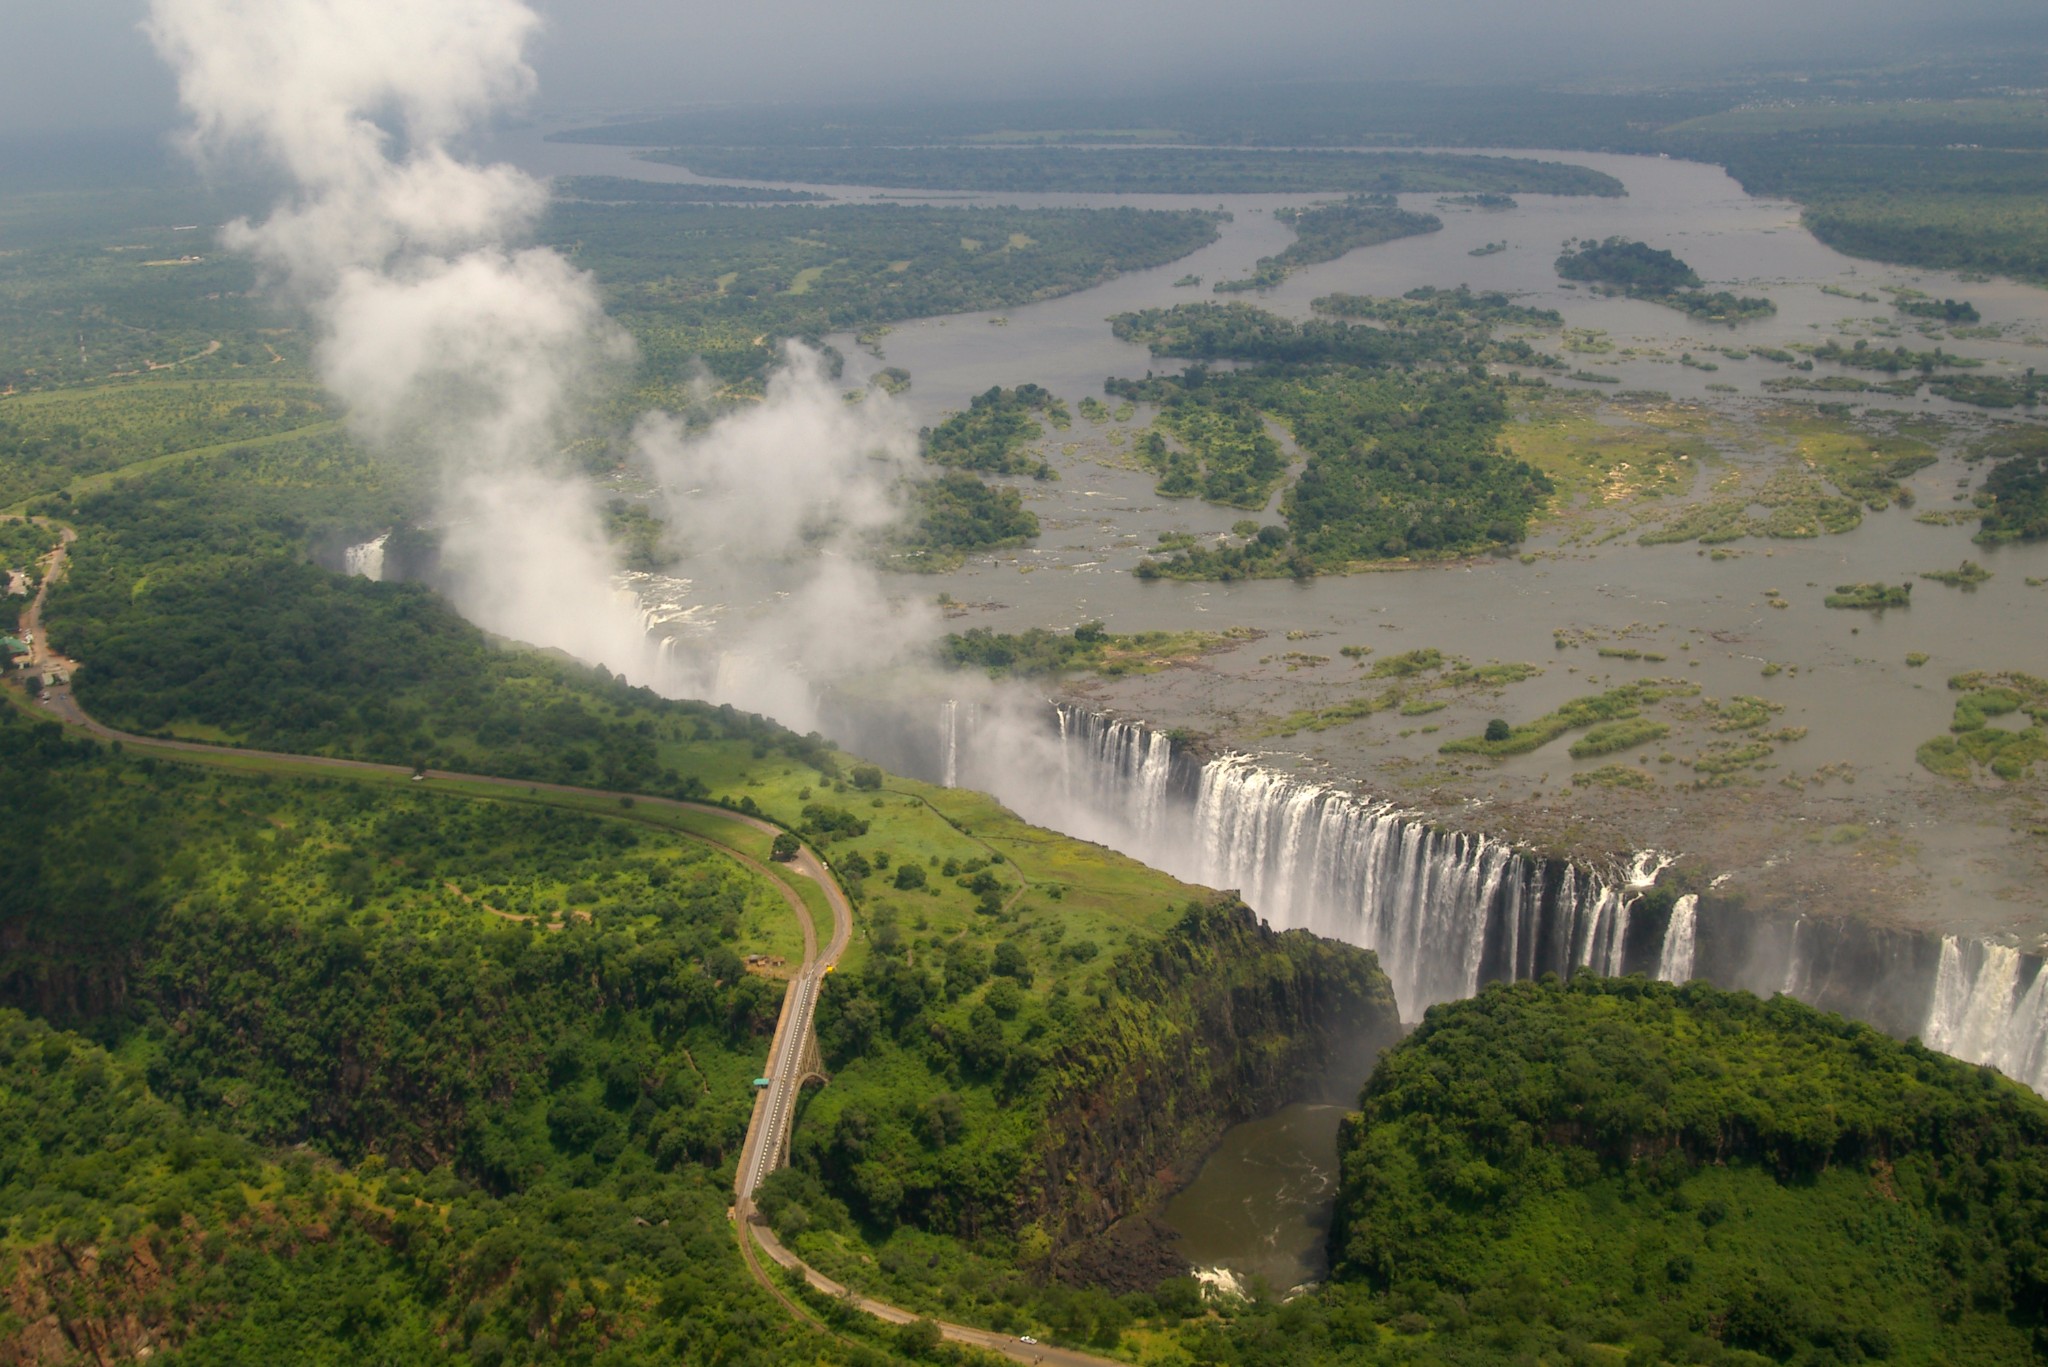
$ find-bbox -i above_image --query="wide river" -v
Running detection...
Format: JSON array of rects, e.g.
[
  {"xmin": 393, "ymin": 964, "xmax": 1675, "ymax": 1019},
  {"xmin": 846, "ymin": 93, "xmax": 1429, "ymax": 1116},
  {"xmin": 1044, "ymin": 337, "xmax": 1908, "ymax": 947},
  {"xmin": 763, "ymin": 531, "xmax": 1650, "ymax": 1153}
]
[{"xmin": 496, "ymin": 126, "xmax": 2048, "ymax": 1286}]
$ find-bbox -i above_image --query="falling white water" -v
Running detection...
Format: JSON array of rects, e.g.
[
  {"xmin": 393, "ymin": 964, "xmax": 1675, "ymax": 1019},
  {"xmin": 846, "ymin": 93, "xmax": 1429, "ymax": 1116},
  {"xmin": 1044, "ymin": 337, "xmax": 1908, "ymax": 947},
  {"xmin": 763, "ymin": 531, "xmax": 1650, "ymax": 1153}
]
[
  {"xmin": 343, "ymin": 533, "xmax": 389, "ymax": 580},
  {"xmin": 1779, "ymin": 917, "xmax": 1811, "ymax": 999},
  {"xmin": 1625, "ymin": 850, "xmax": 1678, "ymax": 889},
  {"xmin": 1911, "ymin": 936, "xmax": 2048, "ymax": 1093},
  {"xmin": 1987, "ymin": 968, "xmax": 2048, "ymax": 1094},
  {"xmin": 941, "ymin": 700, "xmax": 961, "ymax": 789},
  {"xmin": 1656, "ymin": 895, "xmax": 1698, "ymax": 983},
  {"xmin": 1001, "ymin": 709, "xmax": 1679, "ymax": 1021}
]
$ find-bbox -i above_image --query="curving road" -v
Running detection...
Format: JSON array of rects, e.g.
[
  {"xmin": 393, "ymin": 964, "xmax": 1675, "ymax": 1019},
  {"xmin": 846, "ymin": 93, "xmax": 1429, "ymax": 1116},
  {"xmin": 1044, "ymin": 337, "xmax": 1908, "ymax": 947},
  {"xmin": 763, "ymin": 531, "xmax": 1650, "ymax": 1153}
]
[{"xmin": 12, "ymin": 523, "xmax": 1117, "ymax": 1367}]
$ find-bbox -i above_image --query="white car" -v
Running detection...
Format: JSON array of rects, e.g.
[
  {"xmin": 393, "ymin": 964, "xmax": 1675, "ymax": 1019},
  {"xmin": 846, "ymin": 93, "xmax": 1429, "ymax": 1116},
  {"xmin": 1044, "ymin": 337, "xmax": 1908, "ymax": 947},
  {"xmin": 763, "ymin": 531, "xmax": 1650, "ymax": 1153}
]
[{"xmin": 1018, "ymin": 1336, "xmax": 1037, "ymax": 1345}]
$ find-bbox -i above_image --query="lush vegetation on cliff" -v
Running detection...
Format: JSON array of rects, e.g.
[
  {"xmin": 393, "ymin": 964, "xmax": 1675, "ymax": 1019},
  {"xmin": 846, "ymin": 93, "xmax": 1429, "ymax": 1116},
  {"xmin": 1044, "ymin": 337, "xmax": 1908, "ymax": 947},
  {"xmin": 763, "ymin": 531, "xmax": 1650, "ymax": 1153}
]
[
  {"xmin": 764, "ymin": 896, "xmax": 1396, "ymax": 1343},
  {"xmin": 0, "ymin": 708, "xmax": 849, "ymax": 1366},
  {"xmin": 1325, "ymin": 976, "xmax": 2048, "ymax": 1365}
]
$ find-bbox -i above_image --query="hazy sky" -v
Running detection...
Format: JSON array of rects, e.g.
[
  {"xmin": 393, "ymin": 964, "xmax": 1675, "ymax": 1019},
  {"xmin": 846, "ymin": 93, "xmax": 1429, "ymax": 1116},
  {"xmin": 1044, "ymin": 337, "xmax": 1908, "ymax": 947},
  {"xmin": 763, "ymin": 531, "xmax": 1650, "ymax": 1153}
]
[{"xmin": 1, "ymin": 0, "xmax": 2041, "ymax": 135}]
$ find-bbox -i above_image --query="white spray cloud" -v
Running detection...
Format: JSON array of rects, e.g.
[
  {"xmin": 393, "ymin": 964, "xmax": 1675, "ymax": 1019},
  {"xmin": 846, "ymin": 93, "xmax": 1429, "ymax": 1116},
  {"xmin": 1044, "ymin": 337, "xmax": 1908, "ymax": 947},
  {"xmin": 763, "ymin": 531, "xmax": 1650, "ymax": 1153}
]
[
  {"xmin": 146, "ymin": 0, "xmax": 940, "ymax": 731},
  {"xmin": 637, "ymin": 345, "xmax": 917, "ymax": 562},
  {"xmin": 629, "ymin": 344, "xmax": 937, "ymax": 730}
]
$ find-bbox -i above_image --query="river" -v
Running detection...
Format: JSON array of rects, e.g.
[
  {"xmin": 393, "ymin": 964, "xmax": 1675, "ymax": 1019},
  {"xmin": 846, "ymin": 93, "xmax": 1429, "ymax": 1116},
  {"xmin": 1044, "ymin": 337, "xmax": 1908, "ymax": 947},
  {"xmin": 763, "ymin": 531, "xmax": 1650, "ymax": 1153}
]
[{"xmin": 488, "ymin": 126, "xmax": 2048, "ymax": 1284}]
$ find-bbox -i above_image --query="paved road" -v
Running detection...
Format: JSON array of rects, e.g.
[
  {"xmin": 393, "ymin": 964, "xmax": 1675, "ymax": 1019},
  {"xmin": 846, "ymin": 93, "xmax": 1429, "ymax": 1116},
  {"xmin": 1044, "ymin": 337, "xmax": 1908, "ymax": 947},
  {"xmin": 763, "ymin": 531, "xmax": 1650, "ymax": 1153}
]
[{"xmin": 14, "ymin": 524, "xmax": 1109, "ymax": 1367}]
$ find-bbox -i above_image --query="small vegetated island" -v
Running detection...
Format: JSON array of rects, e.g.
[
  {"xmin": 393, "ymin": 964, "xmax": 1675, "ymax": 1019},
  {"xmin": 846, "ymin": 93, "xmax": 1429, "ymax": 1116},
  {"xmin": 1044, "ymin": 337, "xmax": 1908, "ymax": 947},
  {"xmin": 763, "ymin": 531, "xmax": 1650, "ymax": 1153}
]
[
  {"xmin": 1555, "ymin": 237, "xmax": 1776, "ymax": 321},
  {"xmin": 1105, "ymin": 288, "xmax": 1564, "ymax": 579},
  {"xmin": 1916, "ymin": 670, "xmax": 2048, "ymax": 782},
  {"xmin": 892, "ymin": 469, "xmax": 1040, "ymax": 572},
  {"xmin": 1215, "ymin": 194, "xmax": 1443, "ymax": 293},
  {"xmin": 920, "ymin": 382, "xmax": 1067, "ymax": 479},
  {"xmin": 885, "ymin": 383, "xmax": 1074, "ymax": 568},
  {"xmin": 938, "ymin": 620, "xmax": 1258, "ymax": 678},
  {"xmin": 1971, "ymin": 427, "xmax": 2048, "ymax": 544}
]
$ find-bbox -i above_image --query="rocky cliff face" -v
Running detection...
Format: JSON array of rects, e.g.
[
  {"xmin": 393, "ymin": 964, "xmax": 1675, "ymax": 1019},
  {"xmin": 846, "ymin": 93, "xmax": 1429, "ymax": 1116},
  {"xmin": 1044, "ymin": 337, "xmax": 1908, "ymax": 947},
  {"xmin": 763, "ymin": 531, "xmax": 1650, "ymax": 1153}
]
[{"xmin": 1022, "ymin": 897, "xmax": 1400, "ymax": 1282}]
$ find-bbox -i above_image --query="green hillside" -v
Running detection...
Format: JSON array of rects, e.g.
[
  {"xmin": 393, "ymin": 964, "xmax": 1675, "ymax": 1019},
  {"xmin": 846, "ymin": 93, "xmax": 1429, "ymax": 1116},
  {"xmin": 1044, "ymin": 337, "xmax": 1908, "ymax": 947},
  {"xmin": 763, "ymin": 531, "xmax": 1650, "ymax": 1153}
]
[{"xmin": 1328, "ymin": 978, "xmax": 2048, "ymax": 1364}]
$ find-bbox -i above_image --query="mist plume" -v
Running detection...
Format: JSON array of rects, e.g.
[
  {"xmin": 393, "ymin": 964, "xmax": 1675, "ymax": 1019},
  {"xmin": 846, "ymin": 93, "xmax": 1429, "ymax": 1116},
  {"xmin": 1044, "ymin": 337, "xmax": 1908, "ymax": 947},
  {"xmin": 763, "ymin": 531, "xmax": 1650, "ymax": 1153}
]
[{"xmin": 146, "ymin": 0, "xmax": 931, "ymax": 716}]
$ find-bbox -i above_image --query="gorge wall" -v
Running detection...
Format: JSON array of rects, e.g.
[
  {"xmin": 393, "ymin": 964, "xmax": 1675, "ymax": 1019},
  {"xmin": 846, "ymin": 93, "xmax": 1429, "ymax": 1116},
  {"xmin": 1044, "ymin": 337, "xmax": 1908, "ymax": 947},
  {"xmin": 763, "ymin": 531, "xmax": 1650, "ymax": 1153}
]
[{"xmin": 1024, "ymin": 897, "xmax": 1399, "ymax": 1285}]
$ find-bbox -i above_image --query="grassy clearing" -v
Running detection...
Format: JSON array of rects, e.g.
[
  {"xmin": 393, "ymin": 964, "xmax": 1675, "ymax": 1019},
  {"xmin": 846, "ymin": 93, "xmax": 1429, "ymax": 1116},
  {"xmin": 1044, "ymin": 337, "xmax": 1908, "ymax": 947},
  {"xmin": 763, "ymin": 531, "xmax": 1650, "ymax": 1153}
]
[
  {"xmin": 1761, "ymin": 413, "xmax": 1937, "ymax": 511},
  {"xmin": 1500, "ymin": 393, "xmax": 1707, "ymax": 529},
  {"xmin": 1, "ymin": 374, "xmax": 339, "ymax": 513}
]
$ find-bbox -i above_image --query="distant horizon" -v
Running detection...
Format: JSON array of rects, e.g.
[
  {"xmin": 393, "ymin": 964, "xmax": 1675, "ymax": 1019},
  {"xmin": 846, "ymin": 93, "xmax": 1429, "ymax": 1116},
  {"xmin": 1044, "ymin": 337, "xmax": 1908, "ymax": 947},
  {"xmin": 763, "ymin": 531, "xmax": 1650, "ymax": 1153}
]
[{"xmin": 4, "ymin": 0, "xmax": 2046, "ymax": 137}]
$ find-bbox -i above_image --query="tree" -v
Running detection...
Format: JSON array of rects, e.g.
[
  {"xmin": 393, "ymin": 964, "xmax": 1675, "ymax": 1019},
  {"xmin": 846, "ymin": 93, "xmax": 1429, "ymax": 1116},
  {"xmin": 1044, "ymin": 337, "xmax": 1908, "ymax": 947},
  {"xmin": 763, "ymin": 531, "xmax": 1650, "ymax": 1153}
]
[
  {"xmin": 771, "ymin": 832, "xmax": 801, "ymax": 862},
  {"xmin": 1485, "ymin": 718, "xmax": 1512, "ymax": 742},
  {"xmin": 993, "ymin": 940, "xmax": 1032, "ymax": 985},
  {"xmin": 897, "ymin": 1318, "xmax": 943, "ymax": 1357},
  {"xmin": 850, "ymin": 764, "xmax": 883, "ymax": 791}
]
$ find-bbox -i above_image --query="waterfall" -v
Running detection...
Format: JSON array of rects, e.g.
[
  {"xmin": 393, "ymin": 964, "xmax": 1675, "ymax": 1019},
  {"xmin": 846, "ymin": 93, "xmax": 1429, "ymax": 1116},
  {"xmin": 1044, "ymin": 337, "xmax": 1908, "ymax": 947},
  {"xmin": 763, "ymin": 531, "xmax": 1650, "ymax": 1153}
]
[
  {"xmin": 343, "ymin": 532, "xmax": 389, "ymax": 580},
  {"xmin": 608, "ymin": 576, "xmax": 2048, "ymax": 1099},
  {"xmin": 1987, "ymin": 969, "xmax": 2048, "ymax": 1094},
  {"xmin": 1656, "ymin": 895, "xmax": 1697, "ymax": 983},
  {"xmin": 1027, "ymin": 707, "xmax": 1679, "ymax": 1020},
  {"xmin": 1779, "ymin": 917, "xmax": 1811, "ymax": 999},
  {"xmin": 1919, "ymin": 935, "xmax": 2048, "ymax": 1093},
  {"xmin": 941, "ymin": 700, "xmax": 961, "ymax": 789}
]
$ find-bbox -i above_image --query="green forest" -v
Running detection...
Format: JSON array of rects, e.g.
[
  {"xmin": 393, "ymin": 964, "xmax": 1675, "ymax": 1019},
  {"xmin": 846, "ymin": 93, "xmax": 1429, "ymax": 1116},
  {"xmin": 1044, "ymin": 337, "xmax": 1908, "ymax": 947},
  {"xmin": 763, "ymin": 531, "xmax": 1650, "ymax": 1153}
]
[
  {"xmin": 0, "ymin": 707, "xmax": 850, "ymax": 1365},
  {"xmin": 1656, "ymin": 100, "xmax": 2048, "ymax": 285},
  {"xmin": 1323, "ymin": 977, "xmax": 2048, "ymax": 1365},
  {"xmin": 0, "ymin": 177, "xmax": 1219, "ymax": 404},
  {"xmin": 555, "ymin": 72, "xmax": 2048, "ymax": 285},
  {"xmin": 542, "ymin": 200, "xmax": 1219, "ymax": 394}
]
